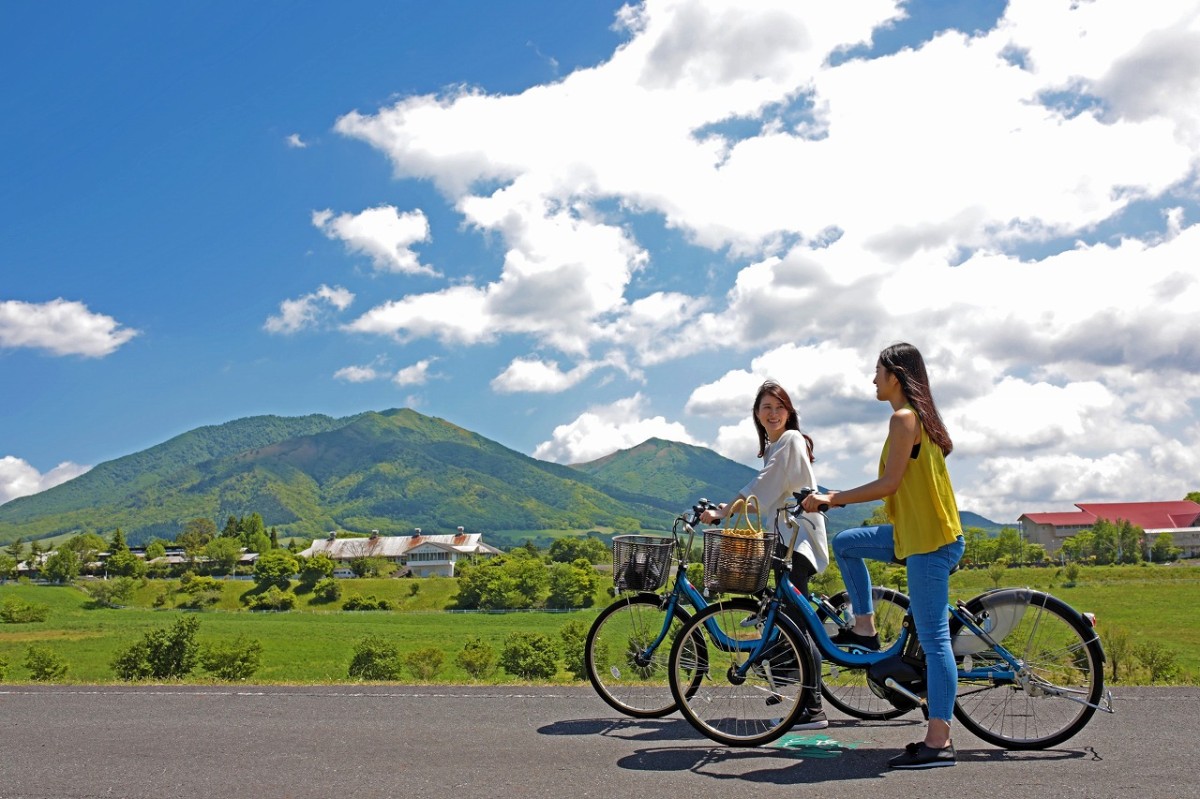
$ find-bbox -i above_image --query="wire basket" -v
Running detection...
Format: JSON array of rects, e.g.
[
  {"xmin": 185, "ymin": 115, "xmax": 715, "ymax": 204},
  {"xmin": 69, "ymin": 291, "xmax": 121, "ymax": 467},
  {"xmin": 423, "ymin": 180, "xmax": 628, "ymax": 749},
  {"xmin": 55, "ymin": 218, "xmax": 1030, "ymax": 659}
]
[
  {"xmin": 702, "ymin": 528, "xmax": 777, "ymax": 595},
  {"xmin": 612, "ymin": 534, "xmax": 675, "ymax": 592}
]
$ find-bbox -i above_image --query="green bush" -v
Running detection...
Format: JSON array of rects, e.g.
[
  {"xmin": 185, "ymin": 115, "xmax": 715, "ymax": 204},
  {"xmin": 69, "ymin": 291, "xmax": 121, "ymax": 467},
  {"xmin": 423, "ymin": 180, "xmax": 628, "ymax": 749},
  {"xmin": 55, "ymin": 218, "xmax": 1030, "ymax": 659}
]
[
  {"xmin": 312, "ymin": 578, "xmax": 341, "ymax": 603},
  {"xmin": 348, "ymin": 634, "xmax": 402, "ymax": 680},
  {"xmin": 112, "ymin": 616, "xmax": 200, "ymax": 681},
  {"xmin": 500, "ymin": 631, "xmax": 559, "ymax": 680},
  {"xmin": 83, "ymin": 576, "xmax": 140, "ymax": 607},
  {"xmin": 245, "ymin": 586, "xmax": 296, "ymax": 611},
  {"xmin": 1, "ymin": 597, "xmax": 50, "ymax": 623},
  {"xmin": 402, "ymin": 646, "xmax": 445, "ymax": 680},
  {"xmin": 24, "ymin": 644, "xmax": 68, "ymax": 681},
  {"xmin": 1134, "ymin": 640, "xmax": 1182, "ymax": 684},
  {"xmin": 200, "ymin": 634, "xmax": 263, "ymax": 681},
  {"xmin": 558, "ymin": 619, "xmax": 590, "ymax": 681},
  {"xmin": 456, "ymin": 637, "xmax": 499, "ymax": 680},
  {"xmin": 343, "ymin": 594, "xmax": 391, "ymax": 611}
]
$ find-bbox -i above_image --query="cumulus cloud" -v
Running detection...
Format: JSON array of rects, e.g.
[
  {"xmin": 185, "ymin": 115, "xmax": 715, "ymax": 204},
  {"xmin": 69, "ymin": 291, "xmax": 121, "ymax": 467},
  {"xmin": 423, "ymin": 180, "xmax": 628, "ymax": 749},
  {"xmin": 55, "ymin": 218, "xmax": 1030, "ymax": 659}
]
[
  {"xmin": 285, "ymin": 133, "xmax": 308, "ymax": 148},
  {"xmin": 314, "ymin": 0, "xmax": 1200, "ymax": 521},
  {"xmin": 333, "ymin": 364, "xmax": 381, "ymax": 383},
  {"xmin": 264, "ymin": 284, "xmax": 354, "ymax": 334},
  {"xmin": 313, "ymin": 206, "xmax": 436, "ymax": 275},
  {"xmin": 0, "ymin": 456, "xmax": 91, "ymax": 505},
  {"xmin": 392, "ymin": 358, "xmax": 436, "ymax": 386},
  {"xmin": 533, "ymin": 393, "xmax": 698, "ymax": 463},
  {"xmin": 0, "ymin": 298, "xmax": 138, "ymax": 357}
]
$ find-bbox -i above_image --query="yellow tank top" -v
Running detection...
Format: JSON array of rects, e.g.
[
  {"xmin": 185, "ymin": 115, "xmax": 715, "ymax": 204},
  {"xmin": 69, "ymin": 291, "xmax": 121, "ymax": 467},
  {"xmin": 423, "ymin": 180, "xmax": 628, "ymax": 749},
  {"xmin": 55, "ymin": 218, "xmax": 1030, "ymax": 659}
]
[{"xmin": 880, "ymin": 406, "xmax": 962, "ymax": 559}]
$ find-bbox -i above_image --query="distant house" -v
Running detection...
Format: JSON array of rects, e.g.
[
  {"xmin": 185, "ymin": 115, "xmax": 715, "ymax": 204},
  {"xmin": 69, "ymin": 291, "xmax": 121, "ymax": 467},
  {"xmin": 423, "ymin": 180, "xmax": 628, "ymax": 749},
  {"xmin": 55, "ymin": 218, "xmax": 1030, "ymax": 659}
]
[
  {"xmin": 1019, "ymin": 500, "xmax": 1200, "ymax": 557},
  {"xmin": 298, "ymin": 527, "xmax": 501, "ymax": 578}
]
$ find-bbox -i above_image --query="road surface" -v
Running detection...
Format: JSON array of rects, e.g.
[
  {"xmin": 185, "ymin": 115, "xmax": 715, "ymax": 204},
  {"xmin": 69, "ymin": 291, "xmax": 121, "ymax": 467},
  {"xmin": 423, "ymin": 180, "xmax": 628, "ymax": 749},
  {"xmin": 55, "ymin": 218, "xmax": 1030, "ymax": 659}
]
[{"xmin": 0, "ymin": 684, "xmax": 1195, "ymax": 799}]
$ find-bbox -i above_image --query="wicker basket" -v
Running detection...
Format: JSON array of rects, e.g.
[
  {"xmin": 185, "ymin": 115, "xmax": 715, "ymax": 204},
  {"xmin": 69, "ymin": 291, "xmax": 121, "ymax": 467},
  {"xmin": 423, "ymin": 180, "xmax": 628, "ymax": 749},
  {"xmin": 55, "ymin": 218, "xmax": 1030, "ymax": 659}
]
[
  {"xmin": 612, "ymin": 534, "xmax": 674, "ymax": 592},
  {"xmin": 702, "ymin": 528, "xmax": 777, "ymax": 595}
]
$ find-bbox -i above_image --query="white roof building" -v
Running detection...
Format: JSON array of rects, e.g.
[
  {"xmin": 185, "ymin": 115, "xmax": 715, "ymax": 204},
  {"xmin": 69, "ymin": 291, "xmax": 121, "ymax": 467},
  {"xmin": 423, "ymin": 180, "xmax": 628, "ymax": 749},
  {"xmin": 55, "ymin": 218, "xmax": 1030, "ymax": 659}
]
[{"xmin": 297, "ymin": 528, "xmax": 501, "ymax": 578}]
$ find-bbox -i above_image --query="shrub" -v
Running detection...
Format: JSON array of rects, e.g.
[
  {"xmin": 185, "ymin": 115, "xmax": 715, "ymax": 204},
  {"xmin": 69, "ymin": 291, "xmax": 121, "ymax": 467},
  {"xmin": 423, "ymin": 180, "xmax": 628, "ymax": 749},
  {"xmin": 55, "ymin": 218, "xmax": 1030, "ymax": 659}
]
[
  {"xmin": 112, "ymin": 616, "xmax": 201, "ymax": 681},
  {"xmin": 403, "ymin": 646, "xmax": 445, "ymax": 680},
  {"xmin": 1, "ymin": 597, "xmax": 50, "ymax": 623},
  {"xmin": 558, "ymin": 620, "xmax": 590, "ymax": 681},
  {"xmin": 24, "ymin": 644, "xmax": 68, "ymax": 682},
  {"xmin": 1134, "ymin": 640, "xmax": 1182, "ymax": 684},
  {"xmin": 245, "ymin": 586, "xmax": 296, "ymax": 611},
  {"xmin": 84, "ymin": 576, "xmax": 140, "ymax": 607},
  {"xmin": 343, "ymin": 594, "xmax": 392, "ymax": 611},
  {"xmin": 200, "ymin": 635, "xmax": 264, "ymax": 681},
  {"xmin": 348, "ymin": 634, "xmax": 402, "ymax": 680},
  {"xmin": 500, "ymin": 631, "xmax": 559, "ymax": 680},
  {"xmin": 312, "ymin": 577, "xmax": 341, "ymax": 603},
  {"xmin": 456, "ymin": 638, "xmax": 499, "ymax": 680}
]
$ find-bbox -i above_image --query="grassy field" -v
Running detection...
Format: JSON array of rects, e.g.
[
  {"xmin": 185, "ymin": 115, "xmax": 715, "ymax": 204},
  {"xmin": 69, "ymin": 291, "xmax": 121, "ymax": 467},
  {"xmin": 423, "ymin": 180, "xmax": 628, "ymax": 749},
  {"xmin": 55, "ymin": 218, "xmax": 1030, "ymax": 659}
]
[{"xmin": 2, "ymin": 561, "xmax": 1197, "ymax": 685}]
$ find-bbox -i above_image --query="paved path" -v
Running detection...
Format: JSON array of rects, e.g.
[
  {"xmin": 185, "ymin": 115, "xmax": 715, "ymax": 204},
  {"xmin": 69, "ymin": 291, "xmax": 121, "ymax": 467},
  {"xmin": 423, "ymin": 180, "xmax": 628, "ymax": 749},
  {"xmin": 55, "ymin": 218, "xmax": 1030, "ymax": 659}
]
[{"xmin": 0, "ymin": 684, "xmax": 1196, "ymax": 799}]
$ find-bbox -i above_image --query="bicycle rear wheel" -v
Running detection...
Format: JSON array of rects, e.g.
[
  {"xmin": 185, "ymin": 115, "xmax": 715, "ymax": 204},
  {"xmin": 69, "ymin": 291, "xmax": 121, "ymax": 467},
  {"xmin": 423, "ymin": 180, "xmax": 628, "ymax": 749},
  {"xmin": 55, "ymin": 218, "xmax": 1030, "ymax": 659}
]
[
  {"xmin": 669, "ymin": 600, "xmax": 810, "ymax": 747},
  {"xmin": 819, "ymin": 587, "xmax": 912, "ymax": 720},
  {"xmin": 585, "ymin": 593, "xmax": 693, "ymax": 718},
  {"xmin": 950, "ymin": 588, "xmax": 1105, "ymax": 749}
]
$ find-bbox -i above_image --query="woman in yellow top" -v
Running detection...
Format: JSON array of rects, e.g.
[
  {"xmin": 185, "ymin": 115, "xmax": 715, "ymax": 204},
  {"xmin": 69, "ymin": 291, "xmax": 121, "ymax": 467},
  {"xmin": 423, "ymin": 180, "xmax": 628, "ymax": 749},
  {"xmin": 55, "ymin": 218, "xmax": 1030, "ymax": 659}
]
[{"xmin": 802, "ymin": 342, "xmax": 964, "ymax": 770}]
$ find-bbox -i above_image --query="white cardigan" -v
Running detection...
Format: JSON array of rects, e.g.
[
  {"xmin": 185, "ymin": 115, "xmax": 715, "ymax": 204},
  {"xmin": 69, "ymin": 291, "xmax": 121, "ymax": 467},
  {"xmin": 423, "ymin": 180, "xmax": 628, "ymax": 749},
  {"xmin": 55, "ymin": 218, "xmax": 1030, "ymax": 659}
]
[{"xmin": 738, "ymin": 429, "xmax": 829, "ymax": 573}]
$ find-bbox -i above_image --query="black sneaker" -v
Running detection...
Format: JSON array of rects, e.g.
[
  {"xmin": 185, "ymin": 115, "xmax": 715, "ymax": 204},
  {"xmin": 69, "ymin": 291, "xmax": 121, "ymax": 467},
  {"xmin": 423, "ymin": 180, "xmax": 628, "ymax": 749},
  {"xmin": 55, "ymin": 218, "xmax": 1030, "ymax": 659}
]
[
  {"xmin": 887, "ymin": 741, "xmax": 956, "ymax": 769},
  {"xmin": 792, "ymin": 708, "xmax": 828, "ymax": 730},
  {"xmin": 831, "ymin": 629, "xmax": 881, "ymax": 650}
]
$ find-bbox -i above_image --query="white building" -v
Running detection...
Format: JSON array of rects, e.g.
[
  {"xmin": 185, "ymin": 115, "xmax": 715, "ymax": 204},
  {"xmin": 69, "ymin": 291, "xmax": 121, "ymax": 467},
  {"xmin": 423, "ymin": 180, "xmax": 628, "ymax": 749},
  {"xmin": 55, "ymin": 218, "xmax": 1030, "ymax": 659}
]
[{"xmin": 298, "ymin": 528, "xmax": 501, "ymax": 578}]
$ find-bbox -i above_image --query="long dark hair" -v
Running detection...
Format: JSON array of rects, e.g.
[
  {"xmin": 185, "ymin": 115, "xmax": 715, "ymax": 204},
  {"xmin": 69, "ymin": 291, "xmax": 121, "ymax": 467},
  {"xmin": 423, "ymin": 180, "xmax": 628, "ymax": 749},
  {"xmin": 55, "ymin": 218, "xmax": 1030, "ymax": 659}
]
[
  {"xmin": 752, "ymin": 381, "xmax": 815, "ymax": 463},
  {"xmin": 878, "ymin": 342, "xmax": 953, "ymax": 456}
]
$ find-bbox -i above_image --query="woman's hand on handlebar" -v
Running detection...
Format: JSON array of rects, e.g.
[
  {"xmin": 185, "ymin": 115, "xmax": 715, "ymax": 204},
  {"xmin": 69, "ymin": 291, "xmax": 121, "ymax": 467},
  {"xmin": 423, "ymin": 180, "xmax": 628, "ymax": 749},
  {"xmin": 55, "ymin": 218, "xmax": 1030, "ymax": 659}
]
[
  {"xmin": 699, "ymin": 503, "xmax": 727, "ymax": 524},
  {"xmin": 801, "ymin": 492, "xmax": 835, "ymax": 513}
]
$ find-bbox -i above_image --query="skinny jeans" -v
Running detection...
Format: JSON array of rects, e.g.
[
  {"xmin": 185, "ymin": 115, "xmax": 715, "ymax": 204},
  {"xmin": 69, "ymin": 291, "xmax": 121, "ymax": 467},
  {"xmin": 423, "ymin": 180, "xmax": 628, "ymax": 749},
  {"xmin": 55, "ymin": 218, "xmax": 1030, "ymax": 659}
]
[{"xmin": 832, "ymin": 525, "xmax": 964, "ymax": 721}]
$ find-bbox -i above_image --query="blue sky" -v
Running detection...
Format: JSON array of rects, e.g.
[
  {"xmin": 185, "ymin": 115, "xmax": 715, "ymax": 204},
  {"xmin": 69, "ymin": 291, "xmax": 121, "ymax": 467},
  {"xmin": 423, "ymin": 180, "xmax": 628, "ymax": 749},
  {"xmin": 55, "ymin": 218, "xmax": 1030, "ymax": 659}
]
[{"xmin": 3, "ymin": 0, "xmax": 1199, "ymax": 523}]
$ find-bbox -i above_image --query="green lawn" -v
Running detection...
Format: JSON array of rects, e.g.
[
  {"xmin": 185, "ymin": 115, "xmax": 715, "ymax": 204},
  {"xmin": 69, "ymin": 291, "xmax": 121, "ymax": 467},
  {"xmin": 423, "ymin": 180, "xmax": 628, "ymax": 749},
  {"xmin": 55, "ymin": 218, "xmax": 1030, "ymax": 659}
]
[{"xmin": 2, "ymin": 562, "xmax": 1197, "ymax": 685}]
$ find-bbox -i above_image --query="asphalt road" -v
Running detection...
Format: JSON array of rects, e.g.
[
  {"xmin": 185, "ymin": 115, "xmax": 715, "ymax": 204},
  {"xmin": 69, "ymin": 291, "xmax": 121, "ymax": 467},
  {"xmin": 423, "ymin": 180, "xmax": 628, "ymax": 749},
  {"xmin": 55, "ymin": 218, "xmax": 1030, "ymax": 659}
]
[{"xmin": 0, "ymin": 684, "xmax": 1196, "ymax": 799}]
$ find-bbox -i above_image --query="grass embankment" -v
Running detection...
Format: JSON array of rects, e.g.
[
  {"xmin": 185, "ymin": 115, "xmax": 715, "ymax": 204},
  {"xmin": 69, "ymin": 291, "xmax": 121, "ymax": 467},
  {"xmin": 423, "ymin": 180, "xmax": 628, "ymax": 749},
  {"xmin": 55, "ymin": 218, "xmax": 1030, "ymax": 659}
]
[{"xmin": 1, "ymin": 562, "xmax": 1197, "ymax": 685}]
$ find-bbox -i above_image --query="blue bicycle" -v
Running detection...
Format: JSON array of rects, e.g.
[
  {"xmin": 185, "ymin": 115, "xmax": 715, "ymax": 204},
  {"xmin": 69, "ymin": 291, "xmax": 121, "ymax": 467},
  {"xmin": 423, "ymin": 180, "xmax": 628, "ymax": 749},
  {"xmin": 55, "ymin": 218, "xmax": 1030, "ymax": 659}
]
[
  {"xmin": 667, "ymin": 490, "xmax": 1113, "ymax": 748},
  {"xmin": 585, "ymin": 499, "xmax": 911, "ymax": 720}
]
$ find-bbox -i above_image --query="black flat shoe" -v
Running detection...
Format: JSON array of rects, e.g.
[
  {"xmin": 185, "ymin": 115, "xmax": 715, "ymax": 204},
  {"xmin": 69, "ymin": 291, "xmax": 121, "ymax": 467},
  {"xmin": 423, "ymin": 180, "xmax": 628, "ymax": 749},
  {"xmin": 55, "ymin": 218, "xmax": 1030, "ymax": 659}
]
[
  {"xmin": 888, "ymin": 741, "xmax": 956, "ymax": 769},
  {"xmin": 831, "ymin": 629, "xmax": 881, "ymax": 650}
]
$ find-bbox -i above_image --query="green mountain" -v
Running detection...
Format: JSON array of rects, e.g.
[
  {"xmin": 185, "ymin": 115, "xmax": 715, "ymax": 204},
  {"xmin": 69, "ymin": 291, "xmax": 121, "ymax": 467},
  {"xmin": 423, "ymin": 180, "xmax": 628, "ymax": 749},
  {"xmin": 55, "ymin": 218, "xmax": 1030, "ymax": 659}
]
[
  {"xmin": 0, "ymin": 409, "xmax": 682, "ymax": 546},
  {"xmin": 570, "ymin": 437, "xmax": 756, "ymax": 507},
  {"xmin": 0, "ymin": 409, "xmax": 1008, "ymax": 548}
]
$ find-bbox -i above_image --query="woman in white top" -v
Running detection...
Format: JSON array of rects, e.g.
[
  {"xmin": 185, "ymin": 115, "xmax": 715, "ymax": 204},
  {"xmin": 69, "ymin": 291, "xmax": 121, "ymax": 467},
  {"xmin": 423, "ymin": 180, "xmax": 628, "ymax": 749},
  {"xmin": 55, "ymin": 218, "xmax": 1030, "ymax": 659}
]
[{"xmin": 700, "ymin": 380, "xmax": 829, "ymax": 728}]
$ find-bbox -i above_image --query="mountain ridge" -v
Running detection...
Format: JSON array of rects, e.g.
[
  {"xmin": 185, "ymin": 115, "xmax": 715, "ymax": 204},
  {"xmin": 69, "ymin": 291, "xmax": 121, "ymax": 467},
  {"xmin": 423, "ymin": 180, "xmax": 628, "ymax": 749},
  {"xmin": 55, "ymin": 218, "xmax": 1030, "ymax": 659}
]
[{"xmin": 0, "ymin": 409, "xmax": 1007, "ymax": 546}]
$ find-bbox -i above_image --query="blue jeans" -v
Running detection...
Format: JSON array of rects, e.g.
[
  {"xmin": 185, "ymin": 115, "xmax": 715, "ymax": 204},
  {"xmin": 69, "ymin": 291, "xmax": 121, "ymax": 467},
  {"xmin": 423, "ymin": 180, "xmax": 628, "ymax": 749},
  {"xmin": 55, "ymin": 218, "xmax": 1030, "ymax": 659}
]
[{"xmin": 832, "ymin": 525, "xmax": 965, "ymax": 722}]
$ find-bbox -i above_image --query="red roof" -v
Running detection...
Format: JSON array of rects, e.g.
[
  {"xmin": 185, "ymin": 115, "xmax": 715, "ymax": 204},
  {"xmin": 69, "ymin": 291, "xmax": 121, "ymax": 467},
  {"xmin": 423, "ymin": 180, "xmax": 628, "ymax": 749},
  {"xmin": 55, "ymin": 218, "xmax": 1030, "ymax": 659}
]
[{"xmin": 1023, "ymin": 501, "xmax": 1200, "ymax": 530}]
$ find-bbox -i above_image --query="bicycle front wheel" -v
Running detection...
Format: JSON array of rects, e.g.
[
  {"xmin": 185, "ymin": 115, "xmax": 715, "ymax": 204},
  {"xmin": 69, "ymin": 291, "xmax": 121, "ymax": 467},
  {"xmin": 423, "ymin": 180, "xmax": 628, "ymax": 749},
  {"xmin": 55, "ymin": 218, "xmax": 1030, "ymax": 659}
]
[
  {"xmin": 950, "ymin": 588, "xmax": 1105, "ymax": 749},
  {"xmin": 585, "ymin": 593, "xmax": 693, "ymax": 718},
  {"xmin": 819, "ymin": 587, "xmax": 912, "ymax": 720},
  {"xmin": 669, "ymin": 600, "xmax": 810, "ymax": 747}
]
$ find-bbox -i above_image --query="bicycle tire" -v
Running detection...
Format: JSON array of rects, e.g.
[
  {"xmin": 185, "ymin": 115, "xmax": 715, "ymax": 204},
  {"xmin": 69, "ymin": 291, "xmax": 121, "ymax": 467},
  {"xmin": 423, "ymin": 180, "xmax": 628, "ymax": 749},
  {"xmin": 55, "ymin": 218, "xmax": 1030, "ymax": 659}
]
[
  {"xmin": 818, "ymin": 587, "xmax": 912, "ymax": 721},
  {"xmin": 584, "ymin": 592, "xmax": 695, "ymax": 718},
  {"xmin": 949, "ymin": 588, "xmax": 1105, "ymax": 750},
  {"xmin": 668, "ymin": 599, "xmax": 811, "ymax": 747}
]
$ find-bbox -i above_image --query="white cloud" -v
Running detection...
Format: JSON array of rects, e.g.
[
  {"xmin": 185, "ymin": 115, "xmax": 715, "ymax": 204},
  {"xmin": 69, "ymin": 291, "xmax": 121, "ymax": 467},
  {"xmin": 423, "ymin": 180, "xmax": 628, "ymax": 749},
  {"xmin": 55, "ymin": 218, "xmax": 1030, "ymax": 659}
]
[
  {"xmin": 0, "ymin": 456, "xmax": 91, "ymax": 505},
  {"xmin": 392, "ymin": 359, "xmax": 436, "ymax": 386},
  {"xmin": 319, "ymin": 0, "xmax": 1200, "ymax": 522},
  {"xmin": 313, "ymin": 206, "xmax": 437, "ymax": 275},
  {"xmin": 0, "ymin": 298, "xmax": 138, "ymax": 357},
  {"xmin": 264, "ymin": 284, "xmax": 354, "ymax": 334},
  {"xmin": 285, "ymin": 133, "xmax": 308, "ymax": 148},
  {"xmin": 333, "ymin": 365, "xmax": 381, "ymax": 383},
  {"xmin": 533, "ymin": 393, "xmax": 698, "ymax": 463}
]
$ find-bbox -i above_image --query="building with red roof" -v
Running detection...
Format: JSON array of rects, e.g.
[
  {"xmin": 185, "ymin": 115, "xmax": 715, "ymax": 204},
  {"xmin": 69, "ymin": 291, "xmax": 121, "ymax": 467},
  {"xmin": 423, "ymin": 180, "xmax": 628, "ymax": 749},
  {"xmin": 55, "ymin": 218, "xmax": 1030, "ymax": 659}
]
[{"xmin": 1019, "ymin": 501, "xmax": 1200, "ymax": 556}]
